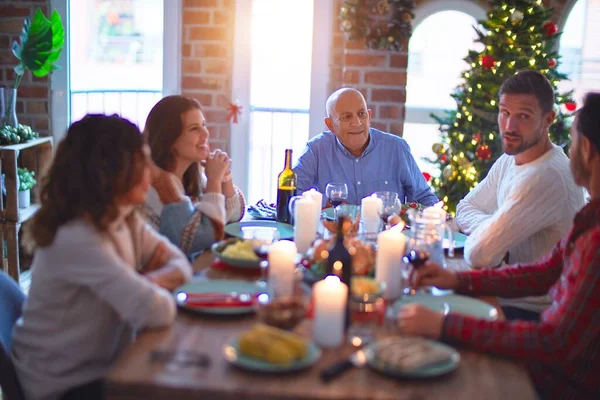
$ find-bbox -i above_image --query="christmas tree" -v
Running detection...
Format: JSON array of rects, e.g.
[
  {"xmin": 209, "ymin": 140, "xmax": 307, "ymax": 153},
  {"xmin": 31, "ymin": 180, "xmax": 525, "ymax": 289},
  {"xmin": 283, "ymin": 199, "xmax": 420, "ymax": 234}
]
[{"xmin": 430, "ymin": 0, "xmax": 576, "ymax": 214}]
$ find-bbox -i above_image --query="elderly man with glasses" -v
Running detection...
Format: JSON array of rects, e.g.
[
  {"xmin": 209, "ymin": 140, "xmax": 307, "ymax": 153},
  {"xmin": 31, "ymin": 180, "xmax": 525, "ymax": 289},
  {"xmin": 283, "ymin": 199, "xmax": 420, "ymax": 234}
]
[{"xmin": 293, "ymin": 87, "xmax": 438, "ymax": 206}]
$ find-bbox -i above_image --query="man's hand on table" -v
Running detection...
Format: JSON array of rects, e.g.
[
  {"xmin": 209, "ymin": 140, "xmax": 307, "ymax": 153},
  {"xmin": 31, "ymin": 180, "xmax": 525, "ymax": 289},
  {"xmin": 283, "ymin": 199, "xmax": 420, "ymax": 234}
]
[{"xmin": 397, "ymin": 262, "xmax": 460, "ymax": 340}]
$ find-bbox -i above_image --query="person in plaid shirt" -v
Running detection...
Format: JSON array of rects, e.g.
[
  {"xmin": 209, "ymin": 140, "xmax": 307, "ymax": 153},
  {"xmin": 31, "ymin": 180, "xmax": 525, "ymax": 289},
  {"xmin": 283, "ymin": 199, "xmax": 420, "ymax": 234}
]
[{"xmin": 397, "ymin": 92, "xmax": 600, "ymax": 399}]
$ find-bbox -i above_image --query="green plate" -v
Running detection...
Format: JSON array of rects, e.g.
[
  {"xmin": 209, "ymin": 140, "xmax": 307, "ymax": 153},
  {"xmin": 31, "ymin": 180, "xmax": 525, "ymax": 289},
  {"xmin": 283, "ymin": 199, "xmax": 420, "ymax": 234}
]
[
  {"xmin": 365, "ymin": 337, "xmax": 460, "ymax": 378},
  {"xmin": 392, "ymin": 293, "xmax": 499, "ymax": 320},
  {"xmin": 211, "ymin": 238, "xmax": 261, "ymax": 269},
  {"xmin": 174, "ymin": 279, "xmax": 266, "ymax": 315},
  {"xmin": 225, "ymin": 221, "xmax": 294, "ymax": 240},
  {"xmin": 223, "ymin": 336, "xmax": 321, "ymax": 373}
]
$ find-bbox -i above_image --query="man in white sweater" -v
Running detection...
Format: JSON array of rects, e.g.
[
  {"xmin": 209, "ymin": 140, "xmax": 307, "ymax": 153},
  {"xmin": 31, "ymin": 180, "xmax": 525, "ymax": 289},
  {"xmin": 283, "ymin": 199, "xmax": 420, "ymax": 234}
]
[{"xmin": 455, "ymin": 70, "xmax": 585, "ymax": 321}]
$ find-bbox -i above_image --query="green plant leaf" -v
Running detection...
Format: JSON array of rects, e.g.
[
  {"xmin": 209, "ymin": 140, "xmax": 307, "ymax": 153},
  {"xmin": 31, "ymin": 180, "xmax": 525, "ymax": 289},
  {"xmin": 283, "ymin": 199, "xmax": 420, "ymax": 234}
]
[{"xmin": 11, "ymin": 8, "xmax": 64, "ymax": 85}]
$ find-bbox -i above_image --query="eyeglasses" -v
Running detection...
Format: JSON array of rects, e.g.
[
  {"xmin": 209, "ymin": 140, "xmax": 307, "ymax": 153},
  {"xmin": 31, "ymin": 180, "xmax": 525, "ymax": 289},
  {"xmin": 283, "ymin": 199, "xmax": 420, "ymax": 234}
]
[{"xmin": 336, "ymin": 111, "xmax": 369, "ymax": 124}]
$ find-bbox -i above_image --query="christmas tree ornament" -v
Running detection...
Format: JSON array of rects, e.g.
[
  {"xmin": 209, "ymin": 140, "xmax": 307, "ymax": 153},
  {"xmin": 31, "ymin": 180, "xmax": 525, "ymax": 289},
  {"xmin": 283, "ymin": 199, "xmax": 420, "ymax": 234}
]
[
  {"xmin": 422, "ymin": 172, "xmax": 432, "ymax": 182},
  {"xmin": 547, "ymin": 58, "xmax": 557, "ymax": 68},
  {"xmin": 432, "ymin": 143, "xmax": 445, "ymax": 154},
  {"xmin": 443, "ymin": 164, "xmax": 455, "ymax": 179},
  {"xmin": 510, "ymin": 10, "xmax": 524, "ymax": 24},
  {"xmin": 543, "ymin": 22, "xmax": 558, "ymax": 36},
  {"xmin": 473, "ymin": 132, "xmax": 482, "ymax": 143},
  {"xmin": 476, "ymin": 144, "xmax": 492, "ymax": 161},
  {"xmin": 565, "ymin": 102, "xmax": 577, "ymax": 112},
  {"xmin": 457, "ymin": 156, "xmax": 469, "ymax": 167},
  {"xmin": 481, "ymin": 55, "xmax": 497, "ymax": 69},
  {"xmin": 440, "ymin": 154, "xmax": 448, "ymax": 163}
]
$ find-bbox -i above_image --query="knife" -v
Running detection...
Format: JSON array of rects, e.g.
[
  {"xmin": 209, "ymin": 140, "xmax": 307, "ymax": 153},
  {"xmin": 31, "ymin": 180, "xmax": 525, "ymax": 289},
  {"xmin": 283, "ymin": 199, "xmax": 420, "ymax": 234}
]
[{"xmin": 319, "ymin": 349, "xmax": 367, "ymax": 383}]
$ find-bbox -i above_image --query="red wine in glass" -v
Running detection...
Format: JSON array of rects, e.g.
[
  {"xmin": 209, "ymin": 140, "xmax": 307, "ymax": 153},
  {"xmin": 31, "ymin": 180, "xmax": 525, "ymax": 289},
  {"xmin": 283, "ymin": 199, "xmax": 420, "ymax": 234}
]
[{"xmin": 329, "ymin": 197, "xmax": 344, "ymax": 207}]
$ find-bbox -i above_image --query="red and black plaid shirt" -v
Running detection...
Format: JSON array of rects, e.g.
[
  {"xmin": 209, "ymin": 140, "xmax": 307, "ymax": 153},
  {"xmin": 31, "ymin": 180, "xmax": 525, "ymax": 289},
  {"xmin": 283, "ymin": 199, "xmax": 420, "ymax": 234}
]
[{"xmin": 442, "ymin": 198, "xmax": 600, "ymax": 400}]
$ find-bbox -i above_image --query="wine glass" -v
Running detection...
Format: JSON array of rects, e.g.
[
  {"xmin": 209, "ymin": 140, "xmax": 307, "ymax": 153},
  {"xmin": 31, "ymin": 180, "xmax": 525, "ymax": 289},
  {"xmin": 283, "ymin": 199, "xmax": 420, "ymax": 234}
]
[
  {"xmin": 402, "ymin": 243, "xmax": 431, "ymax": 296},
  {"xmin": 372, "ymin": 191, "xmax": 401, "ymax": 230},
  {"xmin": 325, "ymin": 183, "xmax": 349, "ymax": 208}
]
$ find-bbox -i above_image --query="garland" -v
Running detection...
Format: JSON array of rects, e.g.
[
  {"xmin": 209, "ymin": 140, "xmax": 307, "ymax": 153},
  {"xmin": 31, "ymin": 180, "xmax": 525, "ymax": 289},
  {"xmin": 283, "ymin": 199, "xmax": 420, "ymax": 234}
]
[{"xmin": 340, "ymin": 0, "xmax": 416, "ymax": 51}]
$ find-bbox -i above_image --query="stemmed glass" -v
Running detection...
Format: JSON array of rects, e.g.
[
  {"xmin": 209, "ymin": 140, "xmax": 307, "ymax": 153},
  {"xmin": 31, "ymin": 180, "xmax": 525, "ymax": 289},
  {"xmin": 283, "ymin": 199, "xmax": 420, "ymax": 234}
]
[
  {"xmin": 372, "ymin": 191, "xmax": 401, "ymax": 230},
  {"xmin": 325, "ymin": 183, "xmax": 349, "ymax": 208}
]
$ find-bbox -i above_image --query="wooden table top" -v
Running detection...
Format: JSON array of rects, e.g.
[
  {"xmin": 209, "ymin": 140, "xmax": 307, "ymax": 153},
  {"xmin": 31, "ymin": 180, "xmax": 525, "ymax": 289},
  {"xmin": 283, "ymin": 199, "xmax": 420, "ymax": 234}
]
[{"xmin": 105, "ymin": 251, "xmax": 536, "ymax": 400}]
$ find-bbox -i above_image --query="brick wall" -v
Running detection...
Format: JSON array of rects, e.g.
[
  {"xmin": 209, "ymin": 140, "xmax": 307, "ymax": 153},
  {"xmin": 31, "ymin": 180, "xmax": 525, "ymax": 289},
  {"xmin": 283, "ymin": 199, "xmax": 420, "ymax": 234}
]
[
  {"xmin": 0, "ymin": 1, "xmax": 51, "ymax": 135},
  {"xmin": 181, "ymin": 0, "xmax": 235, "ymax": 153},
  {"xmin": 329, "ymin": 0, "xmax": 575, "ymax": 137}
]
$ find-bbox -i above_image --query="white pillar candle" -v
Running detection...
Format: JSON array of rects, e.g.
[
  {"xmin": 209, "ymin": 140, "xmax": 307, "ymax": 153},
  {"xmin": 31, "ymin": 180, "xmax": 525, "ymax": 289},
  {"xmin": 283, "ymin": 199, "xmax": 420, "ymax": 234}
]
[
  {"xmin": 361, "ymin": 195, "xmax": 382, "ymax": 233},
  {"xmin": 304, "ymin": 188, "xmax": 323, "ymax": 226},
  {"xmin": 267, "ymin": 240, "xmax": 298, "ymax": 298},
  {"xmin": 313, "ymin": 276, "xmax": 348, "ymax": 348},
  {"xmin": 375, "ymin": 229, "xmax": 406, "ymax": 300},
  {"xmin": 294, "ymin": 196, "xmax": 318, "ymax": 254}
]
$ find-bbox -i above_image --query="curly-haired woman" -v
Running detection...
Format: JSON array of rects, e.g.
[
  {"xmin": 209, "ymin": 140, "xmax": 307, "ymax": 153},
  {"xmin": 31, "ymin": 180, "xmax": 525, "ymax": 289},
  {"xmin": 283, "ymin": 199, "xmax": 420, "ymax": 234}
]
[
  {"xmin": 139, "ymin": 95, "xmax": 245, "ymax": 258},
  {"xmin": 11, "ymin": 115, "xmax": 192, "ymax": 400}
]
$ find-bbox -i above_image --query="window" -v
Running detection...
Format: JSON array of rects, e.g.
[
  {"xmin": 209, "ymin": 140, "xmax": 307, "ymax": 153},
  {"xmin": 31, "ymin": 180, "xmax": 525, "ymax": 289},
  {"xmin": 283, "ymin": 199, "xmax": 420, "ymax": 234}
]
[
  {"xmin": 558, "ymin": 0, "xmax": 600, "ymax": 105},
  {"xmin": 403, "ymin": 2, "xmax": 486, "ymax": 175},
  {"xmin": 50, "ymin": 0, "xmax": 181, "ymax": 141},
  {"xmin": 231, "ymin": 0, "xmax": 333, "ymax": 204}
]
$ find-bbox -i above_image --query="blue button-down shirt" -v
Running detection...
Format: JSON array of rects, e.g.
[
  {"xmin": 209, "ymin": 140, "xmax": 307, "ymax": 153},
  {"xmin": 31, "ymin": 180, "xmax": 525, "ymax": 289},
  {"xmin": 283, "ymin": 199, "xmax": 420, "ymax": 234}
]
[{"xmin": 293, "ymin": 128, "xmax": 439, "ymax": 206}]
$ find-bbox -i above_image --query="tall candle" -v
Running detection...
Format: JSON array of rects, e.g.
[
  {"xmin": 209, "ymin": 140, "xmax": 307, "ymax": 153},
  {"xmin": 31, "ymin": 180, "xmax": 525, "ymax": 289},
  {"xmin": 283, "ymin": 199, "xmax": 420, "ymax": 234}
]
[
  {"xmin": 304, "ymin": 188, "xmax": 323, "ymax": 226},
  {"xmin": 313, "ymin": 276, "xmax": 348, "ymax": 348},
  {"xmin": 375, "ymin": 229, "xmax": 406, "ymax": 300},
  {"xmin": 361, "ymin": 195, "xmax": 382, "ymax": 233},
  {"xmin": 294, "ymin": 196, "xmax": 318, "ymax": 254},
  {"xmin": 267, "ymin": 240, "xmax": 297, "ymax": 298}
]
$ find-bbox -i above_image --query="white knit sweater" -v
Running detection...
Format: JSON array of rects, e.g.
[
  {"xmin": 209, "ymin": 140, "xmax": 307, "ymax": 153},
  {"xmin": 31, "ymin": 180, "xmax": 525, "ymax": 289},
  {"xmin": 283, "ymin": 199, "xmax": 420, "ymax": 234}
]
[
  {"xmin": 455, "ymin": 144, "xmax": 585, "ymax": 312},
  {"xmin": 11, "ymin": 210, "xmax": 192, "ymax": 400}
]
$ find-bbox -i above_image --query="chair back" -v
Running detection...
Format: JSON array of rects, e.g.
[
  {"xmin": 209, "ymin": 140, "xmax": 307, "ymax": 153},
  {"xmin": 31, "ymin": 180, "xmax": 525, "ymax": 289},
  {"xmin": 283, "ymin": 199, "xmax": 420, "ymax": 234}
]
[{"xmin": 0, "ymin": 272, "xmax": 26, "ymax": 400}]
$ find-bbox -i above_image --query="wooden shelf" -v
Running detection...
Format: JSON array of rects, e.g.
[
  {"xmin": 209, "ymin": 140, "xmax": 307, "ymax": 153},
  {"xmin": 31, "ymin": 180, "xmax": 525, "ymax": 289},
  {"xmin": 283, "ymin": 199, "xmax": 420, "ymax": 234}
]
[
  {"xmin": 0, "ymin": 136, "xmax": 53, "ymax": 151},
  {"xmin": 0, "ymin": 136, "xmax": 53, "ymax": 285},
  {"xmin": 17, "ymin": 203, "xmax": 40, "ymax": 223}
]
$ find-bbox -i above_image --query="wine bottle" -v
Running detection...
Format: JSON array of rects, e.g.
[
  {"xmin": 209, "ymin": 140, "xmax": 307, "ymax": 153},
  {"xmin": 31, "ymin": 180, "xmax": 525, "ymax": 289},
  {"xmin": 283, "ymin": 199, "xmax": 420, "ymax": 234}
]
[
  {"xmin": 325, "ymin": 216, "xmax": 353, "ymax": 331},
  {"xmin": 276, "ymin": 149, "xmax": 297, "ymax": 224}
]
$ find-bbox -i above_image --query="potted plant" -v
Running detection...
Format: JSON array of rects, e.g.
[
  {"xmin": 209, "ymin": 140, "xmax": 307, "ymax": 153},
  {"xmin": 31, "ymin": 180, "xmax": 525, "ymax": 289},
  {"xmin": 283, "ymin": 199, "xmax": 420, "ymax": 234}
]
[
  {"xmin": 17, "ymin": 167, "xmax": 36, "ymax": 209},
  {"xmin": 1, "ymin": 8, "xmax": 64, "ymax": 139}
]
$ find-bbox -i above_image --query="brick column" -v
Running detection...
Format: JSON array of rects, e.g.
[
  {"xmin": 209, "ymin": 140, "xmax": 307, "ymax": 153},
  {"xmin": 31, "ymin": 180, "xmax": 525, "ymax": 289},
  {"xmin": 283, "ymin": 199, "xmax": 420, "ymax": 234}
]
[
  {"xmin": 181, "ymin": 0, "xmax": 235, "ymax": 152},
  {"xmin": 0, "ymin": 1, "xmax": 51, "ymax": 135}
]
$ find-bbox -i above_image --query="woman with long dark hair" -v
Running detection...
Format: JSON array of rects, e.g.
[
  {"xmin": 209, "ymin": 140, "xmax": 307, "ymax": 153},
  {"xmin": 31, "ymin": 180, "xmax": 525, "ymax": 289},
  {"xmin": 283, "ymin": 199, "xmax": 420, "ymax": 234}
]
[
  {"xmin": 12, "ymin": 114, "xmax": 192, "ymax": 400},
  {"xmin": 139, "ymin": 95, "xmax": 245, "ymax": 257}
]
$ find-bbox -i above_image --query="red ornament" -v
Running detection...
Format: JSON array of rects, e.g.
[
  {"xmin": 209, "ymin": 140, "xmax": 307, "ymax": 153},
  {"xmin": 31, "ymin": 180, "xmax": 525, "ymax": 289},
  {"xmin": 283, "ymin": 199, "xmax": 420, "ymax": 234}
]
[
  {"xmin": 544, "ymin": 22, "xmax": 558, "ymax": 36},
  {"xmin": 565, "ymin": 102, "xmax": 577, "ymax": 112},
  {"xmin": 226, "ymin": 102, "xmax": 243, "ymax": 124},
  {"xmin": 481, "ymin": 55, "xmax": 497, "ymax": 69},
  {"xmin": 440, "ymin": 154, "xmax": 448, "ymax": 163},
  {"xmin": 548, "ymin": 58, "xmax": 557, "ymax": 68},
  {"xmin": 473, "ymin": 132, "xmax": 482, "ymax": 143},
  {"xmin": 476, "ymin": 144, "xmax": 492, "ymax": 161},
  {"xmin": 422, "ymin": 172, "xmax": 432, "ymax": 182}
]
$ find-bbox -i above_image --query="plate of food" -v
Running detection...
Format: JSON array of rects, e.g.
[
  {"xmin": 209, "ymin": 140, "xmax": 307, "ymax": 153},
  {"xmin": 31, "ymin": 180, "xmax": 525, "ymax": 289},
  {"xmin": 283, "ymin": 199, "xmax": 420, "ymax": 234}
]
[
  {"xmin": 392, "ymin": 293, "xmax": 499, "ymax": 320},
  {"xmin": 364, "ymin": 336, "xmax": 460, "ymax": 379},
  {"xmin": 211, "ymin": 238, "xmax": 261, "ymax": 269},
  {"xmin": 225, "ymin": 221, "xmax": 294, "ymax": 240},
  {"xmin": 223, "ymin": 323, "xmax": 321, "ymax": 373},
  {"xmin": 174, "ymin": 279, "xmax": 266, "ymax": 315}
]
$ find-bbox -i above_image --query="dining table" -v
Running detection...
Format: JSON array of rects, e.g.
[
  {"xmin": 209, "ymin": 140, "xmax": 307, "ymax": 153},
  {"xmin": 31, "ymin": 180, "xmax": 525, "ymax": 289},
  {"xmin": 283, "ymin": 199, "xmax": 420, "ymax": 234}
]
[{"xmin": 105, "ymin": 234, "xmax": 538, "ymax": 400}]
